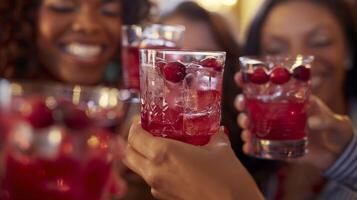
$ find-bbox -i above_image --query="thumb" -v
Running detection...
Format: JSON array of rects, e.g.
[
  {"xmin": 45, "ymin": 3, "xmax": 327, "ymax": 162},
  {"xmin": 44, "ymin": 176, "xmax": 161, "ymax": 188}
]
[
  {"xmin": 308, "ymin": 95, "xmax": 335, "ymax": 131},
  {"xmin": 205, "ymin": 126, "xmax": 231, "ymax": 149}
]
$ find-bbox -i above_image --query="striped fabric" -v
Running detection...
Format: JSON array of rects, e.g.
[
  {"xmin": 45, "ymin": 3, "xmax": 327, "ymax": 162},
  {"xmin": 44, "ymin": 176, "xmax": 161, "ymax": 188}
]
[{"xmin": 319, "ymin": 131, "xmax": 357, "ymax": 200}]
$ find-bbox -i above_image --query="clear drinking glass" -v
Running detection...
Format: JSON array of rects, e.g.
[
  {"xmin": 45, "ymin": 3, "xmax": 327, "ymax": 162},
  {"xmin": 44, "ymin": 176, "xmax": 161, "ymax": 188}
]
[
  {"xmin": 239, "ymin": 55, "xmax": 314, "ymax": 159},
  {"xmin": 139, "ymin": 49, "xmax": 226, "ymax": 145},
  {"xmin": 121, "ymin": 24, "xmax": 185, "ymax": 102},
  {"xmin": 0, "ymin": 80, "xmax": 129, "ymax": 199}
]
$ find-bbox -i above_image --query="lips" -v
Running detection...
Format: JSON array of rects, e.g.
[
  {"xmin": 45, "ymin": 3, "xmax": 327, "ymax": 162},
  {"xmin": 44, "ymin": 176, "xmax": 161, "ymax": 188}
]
[{"xmin": 63, "ymin": 42, "xmax": 104, "ymax": 59}]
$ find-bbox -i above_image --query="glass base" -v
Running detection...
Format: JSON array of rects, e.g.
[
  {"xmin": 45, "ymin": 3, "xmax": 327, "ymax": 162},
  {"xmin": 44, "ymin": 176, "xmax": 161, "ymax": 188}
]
[{"xmin": 249, "ymin": 137, "xmax": 307, "ymax": 160}]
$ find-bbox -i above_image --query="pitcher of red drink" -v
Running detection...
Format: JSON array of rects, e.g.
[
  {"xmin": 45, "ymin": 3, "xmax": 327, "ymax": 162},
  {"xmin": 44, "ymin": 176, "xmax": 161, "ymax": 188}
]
[
  {"xmin": 121, "ymin": 24, "xmax": 185, "ymax": 102},
  {"xmin": 240, "ymin": 55, "xmax": 314, "ymax": 159},
  {"xmin": 0, "ymin": 80, "xmax": 128, "ymax": 200}
]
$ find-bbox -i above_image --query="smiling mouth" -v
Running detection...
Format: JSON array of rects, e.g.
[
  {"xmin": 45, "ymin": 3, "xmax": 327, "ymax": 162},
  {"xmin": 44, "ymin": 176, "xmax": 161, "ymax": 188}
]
[{"xmin": 61, "ymin": 42, "xmax": 105, "ymax": 60}]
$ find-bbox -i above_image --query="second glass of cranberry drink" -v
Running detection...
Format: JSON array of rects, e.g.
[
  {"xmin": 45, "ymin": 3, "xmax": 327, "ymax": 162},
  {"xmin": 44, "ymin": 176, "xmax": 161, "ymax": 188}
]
[
  {"xmin": 121, "ymin": 25, "xmax": 185, "ymax": 102},
  {"xmin": 240, "ymin": 55, "xmax": 313, "ymax": 159},
  {"xmin": 121, "ymin": 25, "xmax": 142, "ymax": 96},
  {"xmin": 0, "ymin": 81, "xmax": 128, "ymax": 200},
  {"xmin": 140, "ymin": 49, "xmax": 225, "ymax": 146}
]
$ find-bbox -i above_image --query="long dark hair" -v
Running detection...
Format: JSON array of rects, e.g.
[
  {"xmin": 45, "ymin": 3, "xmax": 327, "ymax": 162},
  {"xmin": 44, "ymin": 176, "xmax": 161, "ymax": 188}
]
[
  {"xmin": 0, "ymin": 0, "xmax": 151, "ymax": 80},
  {"xmin": 244, "ymin": 0, "xmax": 357, "ymax": 99},
  {"xmin": 161, "ymin": 2, "xmax": 279, "ymax": 183}
]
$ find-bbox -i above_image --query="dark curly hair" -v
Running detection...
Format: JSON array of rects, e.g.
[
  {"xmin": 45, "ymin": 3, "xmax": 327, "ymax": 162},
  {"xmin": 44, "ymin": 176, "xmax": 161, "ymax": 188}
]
[{"xmin": 0, "ymin": 0, "xmax": 151, "ymax": 80}]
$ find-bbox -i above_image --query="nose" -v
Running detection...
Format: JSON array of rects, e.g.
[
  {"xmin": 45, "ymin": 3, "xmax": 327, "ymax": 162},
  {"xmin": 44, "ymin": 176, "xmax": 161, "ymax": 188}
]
[
  {"xmin": 71, "ymin": 6, "xmax": 101, "ymax": 34},
  {"xmin": 289, "ymin": 42, "xmax": 315, "ymax": 57}
]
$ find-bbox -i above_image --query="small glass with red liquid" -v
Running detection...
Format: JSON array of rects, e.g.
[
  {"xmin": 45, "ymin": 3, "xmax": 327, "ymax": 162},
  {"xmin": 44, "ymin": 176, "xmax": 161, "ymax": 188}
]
[
  {"xmin": 0, "ymin": 80, "xmax": 129, "ymax": 200},
  {"xmin": 121, "ymin": 24, "xmax": 185, "ymax": 103},
  {"xmin": 240, "ymin": 55, "xmax": 314, "ymax": 159},
  {"xmin": 139, "ymin": 49, "xmax": 226, "ymax": 145}
]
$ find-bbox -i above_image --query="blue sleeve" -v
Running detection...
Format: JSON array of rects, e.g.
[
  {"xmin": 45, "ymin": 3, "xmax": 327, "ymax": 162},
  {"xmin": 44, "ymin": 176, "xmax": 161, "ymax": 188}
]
[
  {"xmin": 320, "ymin": 130, "xmax": 357, "ymax": 199},
  {"xmin": 319, "ymin": 181, "xmax": 357, "ymax": 200}
]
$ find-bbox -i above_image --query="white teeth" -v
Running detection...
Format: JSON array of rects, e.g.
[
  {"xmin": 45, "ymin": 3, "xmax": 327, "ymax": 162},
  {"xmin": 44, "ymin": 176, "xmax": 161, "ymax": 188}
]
[{"xmin": 64, "ymin": 43, "xmax": 102, "ymax": 58}]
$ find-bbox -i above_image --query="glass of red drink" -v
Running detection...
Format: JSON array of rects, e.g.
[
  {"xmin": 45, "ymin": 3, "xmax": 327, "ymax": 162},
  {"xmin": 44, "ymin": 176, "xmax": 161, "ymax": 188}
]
[
  {"xmin": 121, "ymin": 24, "xmax": 185, "ymax": 103},
  {"xmin": 0, "ymin": 80, "xmax": 128, "ymax": 200},
  {"xmin": 139, "ymin": 49, "xmax": 226, "ymax": 145},
  {"xmin": 240, "ymin": 55, "xmax": 314, "ymax": 159}
]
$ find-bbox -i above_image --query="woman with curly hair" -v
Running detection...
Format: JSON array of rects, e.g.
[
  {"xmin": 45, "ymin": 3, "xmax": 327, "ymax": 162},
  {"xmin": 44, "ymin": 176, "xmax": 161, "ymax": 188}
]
[
  {"xmin": 0, "ymin": 1, "xmax": 154, "ymax": 199},
  {"xmin": 0, "ymin": 0, "xmax": 151, "ymax": 85}
]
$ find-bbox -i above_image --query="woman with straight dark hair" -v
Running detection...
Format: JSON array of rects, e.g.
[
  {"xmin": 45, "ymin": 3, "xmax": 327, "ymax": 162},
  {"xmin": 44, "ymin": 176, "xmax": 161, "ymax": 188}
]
[
  {"xmin": 161, "ymin": 2, "xmax": 277, "ymax": 183},
  {"xmin": 237, "ymin": 0, "xmax": 357, "ymax": 198}
]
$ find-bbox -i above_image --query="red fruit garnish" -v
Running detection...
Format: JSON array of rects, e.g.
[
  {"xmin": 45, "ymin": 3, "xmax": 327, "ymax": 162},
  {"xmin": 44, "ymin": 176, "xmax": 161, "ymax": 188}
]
[
  {"xmin": 163, "ymin": 61, "xmax": 186, "ymax": 83},
  {"xmin": 199, "ymin": 57, "xmax": 223, "ymax": 71},
  {"xmin": 270, "ymin": 67, "xmax": 291, "ymax": 84},
  {"xmin": 250, "ymin": 68, "xmax": 269, "ymax": 84},
  {"xmin": 22, "ymin": 98, "xmax": 54, "ymax": 129},
  {"xmin": 64, "ymin": 106, "xmax": 91, "ymax": 130},
  {"xmin": 293, "ymin": 65, "xmax": 310, "ymax": 81}
]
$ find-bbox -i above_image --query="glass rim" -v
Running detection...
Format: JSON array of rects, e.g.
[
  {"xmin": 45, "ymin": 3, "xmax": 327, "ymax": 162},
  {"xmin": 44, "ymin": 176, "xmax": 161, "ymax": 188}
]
[
  {"xmin": 121, "ymin": 24, "xmax": 142, "ymax": 30},
  {"xmin": 146, "ymin": 24, "xmax": 185, "ymax": 32},
  {"xmin": 0, "ymin": 79, "xmax": 131, "ymax": 101},
  {"xmin": 239, "ymin": 55, "xmax": 314, "ymax": 63},
  {"xmin": 140, "ymin": 49, "xmax": 226, "ymax": 57},
  {"xmin": 122, "ymin": 24, "xmax": 186, "ymax": 32}
]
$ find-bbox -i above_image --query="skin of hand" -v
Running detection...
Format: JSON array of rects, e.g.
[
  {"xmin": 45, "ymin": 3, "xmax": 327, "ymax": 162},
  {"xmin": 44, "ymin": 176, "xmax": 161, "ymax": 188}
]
[
  {"xmin": 123, "ymin": 120, "xmax": 264, "ymax": 200},
  {"xmin": 234, "ymin": 72, "xmax": 354, "ymax": 171}
]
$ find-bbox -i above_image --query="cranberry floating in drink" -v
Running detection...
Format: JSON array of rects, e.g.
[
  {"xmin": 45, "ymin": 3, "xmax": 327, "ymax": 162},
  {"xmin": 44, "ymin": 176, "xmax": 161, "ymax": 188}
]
[
  {"xmin": 240, "ymin": 55, "xmax": 314, "ymax": 159},
  {"xmin": 0, "ymin": 80, "xmax": 129, "ymax": 200},
  {"xmin": 140, "ymin": 50, "xmax": 225, "ymax": 145},
  {"xmin": 121, "ymin": 24, "xmax": 185, "ymax": 102}
]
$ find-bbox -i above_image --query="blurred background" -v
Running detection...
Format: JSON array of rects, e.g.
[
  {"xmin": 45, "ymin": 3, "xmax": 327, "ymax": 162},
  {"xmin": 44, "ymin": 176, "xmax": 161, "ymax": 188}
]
[{"xmin": 154, "ymin": 0, "xmax": 264, "ymax": 43}]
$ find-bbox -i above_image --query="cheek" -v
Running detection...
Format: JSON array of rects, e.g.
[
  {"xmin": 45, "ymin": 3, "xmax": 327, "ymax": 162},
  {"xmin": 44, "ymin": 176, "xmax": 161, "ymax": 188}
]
[
  {"xmin": 311, "ymin": 51, "xmax": 346, "ymax": 104},
  {"xmin": 103, "ymin": 19, "xmax": 122, "ymax": 44},
  {"xmin": 37, "ymin": 10, "xmax": 71, "ymax": 44},
  {"xmin": 314, "ymin": 46, "xmax": 346, "ymax": 81}
]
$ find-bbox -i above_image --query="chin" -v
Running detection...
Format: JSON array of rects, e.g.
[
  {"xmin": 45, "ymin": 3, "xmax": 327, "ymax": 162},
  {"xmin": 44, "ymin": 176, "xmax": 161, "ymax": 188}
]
[
  {"xmin": 59, "ymin": 72, "xmax": 103, "ymax": 85},
  {"xmin": 59, "ymin": 65, "xmax": 106, "ymax": 85}
]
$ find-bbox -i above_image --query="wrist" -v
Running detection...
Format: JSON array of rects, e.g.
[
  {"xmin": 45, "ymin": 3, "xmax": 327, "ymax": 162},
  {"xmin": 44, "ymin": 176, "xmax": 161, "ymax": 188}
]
[
  {"xmin": 332, "ymin": 114, "xmax": 353, "ymax": 156},
  {"xmin": 227, "ymin": 164, "xmax": 264, "ymax": 200}
]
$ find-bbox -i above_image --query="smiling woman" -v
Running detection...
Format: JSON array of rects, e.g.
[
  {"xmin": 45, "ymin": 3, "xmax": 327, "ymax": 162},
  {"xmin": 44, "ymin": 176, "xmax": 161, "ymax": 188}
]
[{"xmin": 0, "ymin": 0, "xmax": 151, "ymax": 85}]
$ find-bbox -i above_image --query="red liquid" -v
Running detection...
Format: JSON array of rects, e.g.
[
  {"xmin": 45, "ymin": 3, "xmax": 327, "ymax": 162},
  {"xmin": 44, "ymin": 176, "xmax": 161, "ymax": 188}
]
[
  {"xmin": 121, "ymin": 46, "xmax": 140, "ymax": 90},
  {"xmin": 2, "ymin": 155, "xmax": 111, "ymax": 200},
  {"xmin": 246, "ymin": 99, "xmax": 308, "ymax": 140},
  {"xmin": 1, "ymin": 128, "xmax": 114, "ymax": 200},
  {"xmin": 121, "ymin": 45, "xmax": 178, "ymax": 90},
  {"xmin": 141, "ymin": 90, "xmax": 221, "ymax": 145}
]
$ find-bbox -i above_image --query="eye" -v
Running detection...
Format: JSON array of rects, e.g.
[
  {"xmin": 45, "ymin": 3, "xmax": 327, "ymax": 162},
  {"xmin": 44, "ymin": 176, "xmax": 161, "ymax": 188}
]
[
  {"xmin": 263, "ymin": 42, "xmax": 287, "ymax": 55},
  {"xmin": 47, "ymin": 0, "xmax": 76, "ymax": 13},
  {"xmin": 101, "ymin": 2, "xmax": 121, "ymax": 17},
  {"xmin": 309, "ymin": 35, "xmax": 333, "ymax": 48}
]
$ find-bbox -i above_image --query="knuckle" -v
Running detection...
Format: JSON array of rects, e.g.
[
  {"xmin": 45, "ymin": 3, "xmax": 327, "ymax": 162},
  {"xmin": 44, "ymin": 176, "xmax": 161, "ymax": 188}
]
[
  {"xmin": 151, "ymin": 188, "xmax": 165, "ymax": 200},
  {"xmin": 146, "ymin": 171, "xmax": 161, "ymax": 189},
  {"xmin": 127, "ymin": 125, "xmax": 138, "ymax": 144},
  {"xmin": 153, "ymin": 143, "xmax": 171, "ymax": 164}
]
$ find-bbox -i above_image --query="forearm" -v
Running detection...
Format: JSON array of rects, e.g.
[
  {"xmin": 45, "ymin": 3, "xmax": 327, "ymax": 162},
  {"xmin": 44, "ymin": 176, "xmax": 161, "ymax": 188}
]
[{"xmin": 228, "ymin": 160, "xmax": 265, "ymax": 200}]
